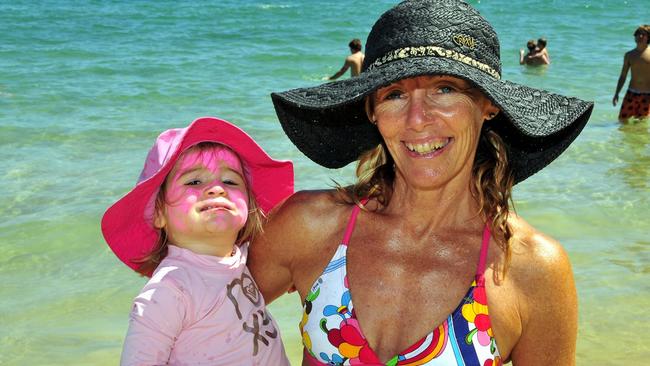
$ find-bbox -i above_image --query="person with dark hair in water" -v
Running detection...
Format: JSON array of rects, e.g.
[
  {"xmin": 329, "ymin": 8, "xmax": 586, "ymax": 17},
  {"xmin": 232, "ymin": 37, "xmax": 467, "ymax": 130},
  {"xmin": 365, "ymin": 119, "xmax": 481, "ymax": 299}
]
[
  {"xmin": 537, "ymin": 37, "xmax": 551, "ymax": 63},
  {"xmin": 519, "ymin": 39, "xmax": 549, "ymax": 66},
  {"xmin": 328, "ymin": 38, "xmax": 365, "ymax": 80},
  {"xmin": 613, "ymin": 25, "xmax": 650, "ymax": 122}
]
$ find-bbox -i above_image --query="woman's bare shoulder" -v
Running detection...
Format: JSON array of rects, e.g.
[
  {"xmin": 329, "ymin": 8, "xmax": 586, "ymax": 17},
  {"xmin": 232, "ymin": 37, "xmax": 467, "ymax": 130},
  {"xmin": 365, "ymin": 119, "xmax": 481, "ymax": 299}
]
[
  {"xmin": 500, "ymin": 214, "xmax": 578, "ymax": 363},
  {"xmin": 505, "ymin": 214, "xmax": 577, "ymax": 325},
  {"xmin": 277, "ymin": 189, "xmax": 341, "ymax": 212},
  {"xmin": 261, "ymin": 189, "xmax": 353, "ymax": 249},
  {"xmin": 268, "ymin": 189, "xmax": 345, "ymax": 224},
  {"xmin": 506, "ymin": 214, "xmax": 572, "ymax": 276}
]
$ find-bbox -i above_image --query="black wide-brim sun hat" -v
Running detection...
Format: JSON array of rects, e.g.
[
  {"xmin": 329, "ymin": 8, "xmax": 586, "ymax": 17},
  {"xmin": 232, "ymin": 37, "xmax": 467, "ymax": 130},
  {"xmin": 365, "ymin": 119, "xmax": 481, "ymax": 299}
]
[{"xmin": 271, "ymin": 0, "xmax": 594, "ymax": 184}]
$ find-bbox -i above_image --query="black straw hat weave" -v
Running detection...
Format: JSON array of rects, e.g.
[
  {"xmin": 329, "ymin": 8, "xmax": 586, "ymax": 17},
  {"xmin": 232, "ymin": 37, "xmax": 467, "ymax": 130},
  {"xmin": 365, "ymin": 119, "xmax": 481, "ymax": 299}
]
[{"xmin": 271, "ymin": 0, "xmax": 593, "ymax": 184}]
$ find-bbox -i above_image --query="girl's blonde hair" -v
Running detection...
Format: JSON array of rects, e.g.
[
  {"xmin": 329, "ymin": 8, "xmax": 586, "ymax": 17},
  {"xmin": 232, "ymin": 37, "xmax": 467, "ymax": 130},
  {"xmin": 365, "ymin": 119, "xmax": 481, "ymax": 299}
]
[
  {"xmin": 337, "ymin": 95, "xmax": 515, "ymax": 277},
  {"xmin": 134, "ymin": 142, "xmax": 265, "ymax": 277}
]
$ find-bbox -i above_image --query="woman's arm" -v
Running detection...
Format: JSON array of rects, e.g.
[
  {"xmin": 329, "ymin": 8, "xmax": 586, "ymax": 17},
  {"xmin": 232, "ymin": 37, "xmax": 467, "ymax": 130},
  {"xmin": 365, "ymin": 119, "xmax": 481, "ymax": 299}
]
[
  {"xmin": 508, "ymin": 226, "xmax": 578, "ymax": 365},
  {"xmin": 248, "ymin": 190, "xmax": 342, "ymax": 303}
]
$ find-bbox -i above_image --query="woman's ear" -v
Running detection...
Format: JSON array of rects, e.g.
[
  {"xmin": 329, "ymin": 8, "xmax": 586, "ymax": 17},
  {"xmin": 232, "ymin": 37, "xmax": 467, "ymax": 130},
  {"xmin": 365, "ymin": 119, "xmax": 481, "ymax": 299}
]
[
  {"xmin": 364, "ymin": 95, "xmax": 377, "ymax": 124},
  {"xmin": 484, "ymin": 102, "xmax": 501, "ymax": 121},
  {"xmin": 153, "ymin": 208, "xmax": 166, "ymax": 229}
]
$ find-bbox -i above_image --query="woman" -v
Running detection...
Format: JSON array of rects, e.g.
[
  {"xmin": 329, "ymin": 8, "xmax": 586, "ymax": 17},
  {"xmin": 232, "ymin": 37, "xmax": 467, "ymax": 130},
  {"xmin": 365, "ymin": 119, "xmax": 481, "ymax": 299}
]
[{"xmin": 250, "ymin": 0, "xmax": 593, "ymax": 365}]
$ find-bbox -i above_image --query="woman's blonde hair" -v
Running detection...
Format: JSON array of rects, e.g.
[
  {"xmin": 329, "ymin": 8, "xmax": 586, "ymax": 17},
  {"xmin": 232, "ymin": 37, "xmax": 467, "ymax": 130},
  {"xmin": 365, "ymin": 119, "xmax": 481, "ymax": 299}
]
[
  {"xmin": 471, "ymin": 129, "xmax": 515, "ymax": 277},
  {"xmin": 134, "ymin": 142, "xmax": 265, "ymax": 277},
  {"xmin": 337, "ymin": 95, "xmax": 515, "ymax": 277}
]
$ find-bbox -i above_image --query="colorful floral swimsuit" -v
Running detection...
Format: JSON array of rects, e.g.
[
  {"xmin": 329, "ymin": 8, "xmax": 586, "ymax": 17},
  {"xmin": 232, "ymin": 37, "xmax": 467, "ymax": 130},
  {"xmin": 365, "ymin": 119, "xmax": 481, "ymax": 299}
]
[{"xmin": 300, "ymin": 203, "xmax": 502, "ymax": 366}]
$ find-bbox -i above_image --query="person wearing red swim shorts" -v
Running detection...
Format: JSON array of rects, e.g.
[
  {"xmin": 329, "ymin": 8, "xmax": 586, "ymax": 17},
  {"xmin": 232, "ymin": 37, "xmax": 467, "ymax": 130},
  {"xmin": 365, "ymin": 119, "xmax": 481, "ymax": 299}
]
[{"xmin": 613, "ymin": 25, "xmax": 650, "ymax": 122}]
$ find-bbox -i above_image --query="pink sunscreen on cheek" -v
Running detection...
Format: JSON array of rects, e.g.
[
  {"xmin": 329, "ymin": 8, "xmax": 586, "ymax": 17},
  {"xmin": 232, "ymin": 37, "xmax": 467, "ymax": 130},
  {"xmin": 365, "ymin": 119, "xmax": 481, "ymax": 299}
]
[
  {"xmin": 201, "ymin": 148, "xmax": 250, "ymax": 230},
  {"xmin": 166, "ymin": 155, "xmax": 203, "ymax": 230},
  {"xmin": 166, "ymin": 194, "xmax": 199, "ymax": 232},
  {"xmin": 163, "ymin": 145, "xmax": 251, "ymax": 238}
]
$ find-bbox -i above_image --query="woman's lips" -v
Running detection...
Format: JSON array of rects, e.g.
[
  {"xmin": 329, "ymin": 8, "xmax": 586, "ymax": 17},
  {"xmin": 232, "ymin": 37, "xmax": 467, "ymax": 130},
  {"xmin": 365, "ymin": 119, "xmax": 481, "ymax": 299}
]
[{"xmin": 403, "ymin": 137, "xmax": 451, "ymax": 156}]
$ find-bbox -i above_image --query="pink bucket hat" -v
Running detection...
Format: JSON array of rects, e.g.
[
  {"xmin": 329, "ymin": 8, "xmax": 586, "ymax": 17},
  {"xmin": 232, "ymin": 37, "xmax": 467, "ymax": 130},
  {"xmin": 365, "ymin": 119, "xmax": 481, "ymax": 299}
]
[{"xmin": 101, "ymin": 116, "xmax": 294, "ymax": 273}]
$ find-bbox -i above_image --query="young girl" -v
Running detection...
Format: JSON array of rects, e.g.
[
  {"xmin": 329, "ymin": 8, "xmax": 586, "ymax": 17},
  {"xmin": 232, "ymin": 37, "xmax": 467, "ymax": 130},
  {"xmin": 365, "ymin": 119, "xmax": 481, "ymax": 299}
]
[{"xmin": 101, "ymin": 117, "xmax": 293, "ymax": 365}]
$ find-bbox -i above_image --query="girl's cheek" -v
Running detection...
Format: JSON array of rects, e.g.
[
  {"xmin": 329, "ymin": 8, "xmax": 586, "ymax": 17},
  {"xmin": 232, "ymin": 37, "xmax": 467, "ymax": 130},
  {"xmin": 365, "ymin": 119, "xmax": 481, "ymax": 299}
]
[
  {"xmin": 232, "ymin": 192, "xmax": 249, "ymax": 212},
  {"xmin": 183, "ymin": 193, "xmax": 199, "ymax": 206},
  {"xmin": 165, "ymin": 183, "xmax": 185, "ymax": 201},
  {"xmin": 165, "ymin": 189, "xmax": 199, "ymax": 220},
  {"xmin": 179, "ymin": 195, "xmax": 198, "ymax": 213},
  {"xmin": 231, "ymin": 191, "xmax": 249, "ymax": 222},
  {"xmin": 168, "ymin": 211, "xmax": 187, "ymax": 231}
]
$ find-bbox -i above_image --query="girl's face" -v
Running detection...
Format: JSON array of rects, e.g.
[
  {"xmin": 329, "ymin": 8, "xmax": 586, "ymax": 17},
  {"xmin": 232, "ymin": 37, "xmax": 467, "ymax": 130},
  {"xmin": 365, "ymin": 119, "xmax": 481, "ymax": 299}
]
[{"xmin": 155, "ymin": 145, "xmax": 250, "ymax": 249}]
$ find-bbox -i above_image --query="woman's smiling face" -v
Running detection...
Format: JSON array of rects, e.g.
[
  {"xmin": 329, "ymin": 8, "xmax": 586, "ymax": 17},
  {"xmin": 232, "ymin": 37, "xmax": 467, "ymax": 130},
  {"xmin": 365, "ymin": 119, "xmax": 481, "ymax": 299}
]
[{"xmin": 372, "ymin": 75, "xmax": 498, "ymax": 190}]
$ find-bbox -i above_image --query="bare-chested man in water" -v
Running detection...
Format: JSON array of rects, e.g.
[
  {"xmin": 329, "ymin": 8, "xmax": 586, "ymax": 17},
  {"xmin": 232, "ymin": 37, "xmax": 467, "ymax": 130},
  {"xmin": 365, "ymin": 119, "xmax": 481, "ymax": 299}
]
[
  {"xmin": 519, "ymin": 39, "xmax": 549, "ymax": 66},
  {"xmin": 613, "ymin": 25, "xmax": 650, "ymax": 122},
  {"xmin": 328, "ymin": 39, "xmax": 364, "ymax": 80}
]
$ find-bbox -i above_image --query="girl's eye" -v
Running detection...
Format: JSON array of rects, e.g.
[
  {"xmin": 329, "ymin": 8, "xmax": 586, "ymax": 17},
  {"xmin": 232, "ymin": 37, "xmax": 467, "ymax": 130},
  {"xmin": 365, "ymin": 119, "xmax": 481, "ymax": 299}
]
[
  {"xmin": 222, "ymin": 179, "xmax": 239, "ymax": 186},
  {"xmin": 185, "ymin": 179, "xmax": 202, "ymax": 186}
]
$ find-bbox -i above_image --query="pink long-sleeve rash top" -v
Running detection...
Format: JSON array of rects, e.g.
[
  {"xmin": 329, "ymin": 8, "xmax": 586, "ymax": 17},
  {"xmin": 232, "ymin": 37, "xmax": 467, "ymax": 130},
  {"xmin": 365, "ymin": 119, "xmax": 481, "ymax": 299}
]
[{"xmin": 120, "ymin": 243, "xmax": 289, "ymax": 366}]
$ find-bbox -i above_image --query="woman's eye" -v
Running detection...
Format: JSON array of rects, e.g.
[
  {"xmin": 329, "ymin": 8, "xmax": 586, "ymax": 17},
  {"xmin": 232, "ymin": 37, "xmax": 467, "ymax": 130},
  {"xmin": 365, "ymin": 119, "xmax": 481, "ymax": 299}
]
[
  {"xmin": 438, "ymin": 85, "xmax": 454, "ymax": 94},
  {"xmin": 382, "ymin": 89, "xmax": 404, "ymax": 100}
]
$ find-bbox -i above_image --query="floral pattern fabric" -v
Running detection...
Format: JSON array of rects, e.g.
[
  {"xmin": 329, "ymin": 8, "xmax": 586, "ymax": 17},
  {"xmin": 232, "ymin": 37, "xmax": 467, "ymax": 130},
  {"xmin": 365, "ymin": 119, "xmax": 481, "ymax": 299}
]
[{"xmin": 300, "ymin": 225, "xmax": 501, "ymax": 365}]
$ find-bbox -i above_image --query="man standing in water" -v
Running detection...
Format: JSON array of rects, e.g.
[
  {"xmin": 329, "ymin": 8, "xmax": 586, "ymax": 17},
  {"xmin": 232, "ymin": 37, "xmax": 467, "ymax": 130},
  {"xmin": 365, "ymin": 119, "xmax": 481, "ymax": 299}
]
[
  {"xmin": 613, "ymin": 25, "xmax": 650, "ymax": 122},
  {"xmin": 328, "ymin": 39, "xmax": 364, "ymax": 80}
]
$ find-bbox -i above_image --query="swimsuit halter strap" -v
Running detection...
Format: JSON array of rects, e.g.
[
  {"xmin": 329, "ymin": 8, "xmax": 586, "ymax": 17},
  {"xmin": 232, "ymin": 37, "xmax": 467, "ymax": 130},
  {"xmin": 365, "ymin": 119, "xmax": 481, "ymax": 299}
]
[
  {"xmin": 475, "ymin": 223, "xmax": 492, "ymax": 286},
  {"xmin": 341, "ymin": 198, "xmax": 369, "ymax": 246}
]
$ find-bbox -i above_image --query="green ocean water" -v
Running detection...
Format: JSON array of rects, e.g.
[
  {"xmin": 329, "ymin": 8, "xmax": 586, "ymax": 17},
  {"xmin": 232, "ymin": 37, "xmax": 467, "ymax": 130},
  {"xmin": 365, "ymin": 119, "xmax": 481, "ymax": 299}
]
[{"xmin": 1, "ymin": 0, "xmax": 648, "ymax": 364}]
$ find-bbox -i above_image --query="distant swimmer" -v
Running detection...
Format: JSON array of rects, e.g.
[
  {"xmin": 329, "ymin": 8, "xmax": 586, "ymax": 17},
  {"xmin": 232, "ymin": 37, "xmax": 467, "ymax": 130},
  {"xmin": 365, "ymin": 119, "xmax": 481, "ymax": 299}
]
[
  {"xmin": 613, "ymin": 25, "xmax": 650, "ymax": 122},
  {"xmin": 519, "ymin": 39, "xmax": 549, "ymax": 66},
  {"xmin": 537, "ymin": 37, "xmax": 551, "ymax": 63},
  {"xmin": 328, "ymin": 38, "xmax": 365, "ymax": 80}
]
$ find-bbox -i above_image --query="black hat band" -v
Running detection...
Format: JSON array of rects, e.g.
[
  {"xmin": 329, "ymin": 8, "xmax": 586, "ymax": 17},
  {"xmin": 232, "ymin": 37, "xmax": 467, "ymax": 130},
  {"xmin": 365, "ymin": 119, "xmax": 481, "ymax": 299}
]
[{"xmin": 365, "ymin": 45, "xmax": 501, "ymax": 80}]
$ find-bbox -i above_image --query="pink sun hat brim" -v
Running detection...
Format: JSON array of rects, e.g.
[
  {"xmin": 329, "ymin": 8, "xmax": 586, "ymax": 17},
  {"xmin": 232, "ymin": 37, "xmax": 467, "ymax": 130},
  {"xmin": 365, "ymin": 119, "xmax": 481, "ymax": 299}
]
[{"xmin": 101, "ymin": 116, "xmax": 294, "ymax": 274}]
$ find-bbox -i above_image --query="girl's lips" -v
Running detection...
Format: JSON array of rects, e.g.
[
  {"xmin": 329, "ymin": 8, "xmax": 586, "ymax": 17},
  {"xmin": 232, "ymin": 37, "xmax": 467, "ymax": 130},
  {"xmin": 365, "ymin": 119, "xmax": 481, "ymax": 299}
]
[
  {"xmin": 198, "ymin": 200, "xmax": 234, "ymax": 212},
  {"xmin": 200, "ymin": 205, "xmax": 228, "ymax": 212}
]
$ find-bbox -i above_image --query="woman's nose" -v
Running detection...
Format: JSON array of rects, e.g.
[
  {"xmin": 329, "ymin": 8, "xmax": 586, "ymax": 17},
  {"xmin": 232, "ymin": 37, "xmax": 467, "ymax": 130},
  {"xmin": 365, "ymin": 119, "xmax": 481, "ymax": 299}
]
[{"xmin": 405, "ymin": 90, "xmax": 432, "ymax": 131}]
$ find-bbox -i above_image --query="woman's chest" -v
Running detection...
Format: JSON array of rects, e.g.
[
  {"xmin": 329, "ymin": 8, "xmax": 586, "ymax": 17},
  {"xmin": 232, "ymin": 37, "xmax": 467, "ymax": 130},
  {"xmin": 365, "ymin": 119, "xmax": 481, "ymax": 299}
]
[
  {"xmin": 301, "ymin": 249, "xmax": 503, "ymax": 365},
  {"xmin": 346, "ymin": 247, "xmax": 478, "ymax": 354},
  {"xmin": 301, "ymin": 241, "xmax": 481, "ymax": 359}
]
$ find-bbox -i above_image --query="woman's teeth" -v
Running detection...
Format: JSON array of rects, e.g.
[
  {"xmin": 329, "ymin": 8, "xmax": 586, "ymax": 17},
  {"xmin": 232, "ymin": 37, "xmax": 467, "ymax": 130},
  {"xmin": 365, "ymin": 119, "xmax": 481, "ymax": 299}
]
[{"xmin": 404, "ymin": 139, "xmax": 449, "ymax": 154}]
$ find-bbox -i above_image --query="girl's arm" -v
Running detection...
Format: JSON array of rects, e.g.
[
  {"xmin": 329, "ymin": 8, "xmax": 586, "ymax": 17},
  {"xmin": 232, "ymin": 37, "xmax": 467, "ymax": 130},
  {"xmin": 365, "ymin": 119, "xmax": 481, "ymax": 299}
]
[{"xmin": 120, "ymin": 277, "xmax": 187, "ymax": 365}]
